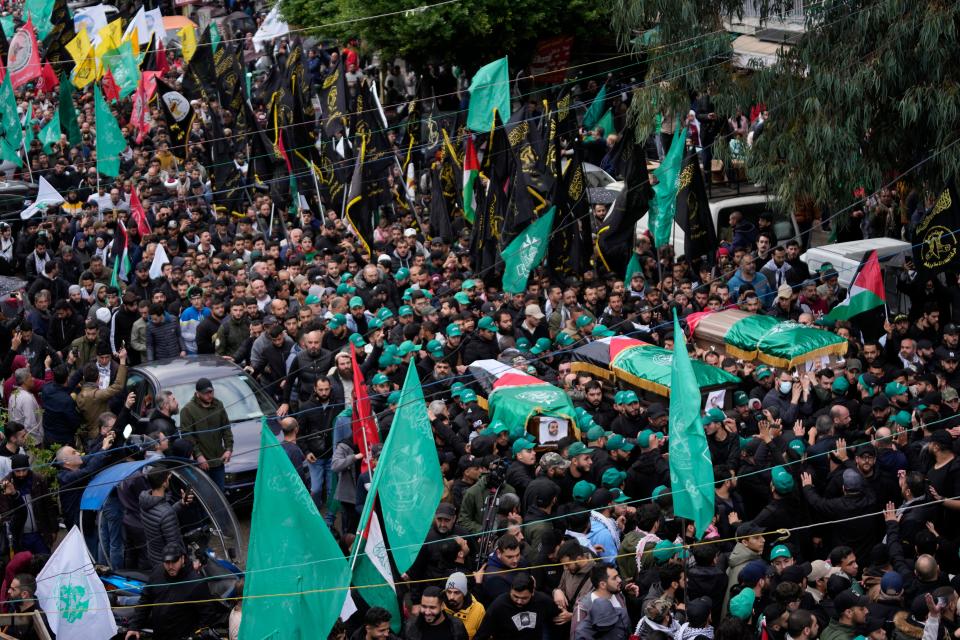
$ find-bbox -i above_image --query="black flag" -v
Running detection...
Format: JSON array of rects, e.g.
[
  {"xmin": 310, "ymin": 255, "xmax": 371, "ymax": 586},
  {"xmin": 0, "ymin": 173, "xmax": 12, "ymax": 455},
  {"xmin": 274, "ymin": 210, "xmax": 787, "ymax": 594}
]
[
  {"xmin": 155, "ymin": 79, "xmax": 195, "ymax": 160},
  {"xmin": 319, "ymin": 55, "xmax": 348, "ymax": 137},
  {"xmin": 209, "ymin": 107, "xmax": 245, "ymax": 217},
  {"xmin": 428, "ymin": 166, "xmax": 454, "ymax": 243},
  {"xmin": 914, "ymin": 183, "xmax": 960, "ymax": 272},
  {"xmin": 181, "ymin": 27, "xmax": 217, "ymax": 102},
  {"xmin": 675, "ymin": 152, "xmax": 717, "ymax": 263},
  {"xmin": 596, "ymin": 125, "xmax": 650, "ymax": 275},
  {"xmin": 344, "ymin": 140, "xmax": 379, "ymax": 260},
  {"xmin": 42, "ymin": 0, "xmax": 72, "ymax": 73}
]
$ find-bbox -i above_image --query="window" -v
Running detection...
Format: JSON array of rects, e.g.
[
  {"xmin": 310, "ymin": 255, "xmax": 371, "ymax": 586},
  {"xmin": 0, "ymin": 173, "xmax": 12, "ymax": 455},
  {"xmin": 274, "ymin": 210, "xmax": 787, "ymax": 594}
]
[{"xmin": 165, "ymin": 374, "xmax": 276, "ymax": 427}]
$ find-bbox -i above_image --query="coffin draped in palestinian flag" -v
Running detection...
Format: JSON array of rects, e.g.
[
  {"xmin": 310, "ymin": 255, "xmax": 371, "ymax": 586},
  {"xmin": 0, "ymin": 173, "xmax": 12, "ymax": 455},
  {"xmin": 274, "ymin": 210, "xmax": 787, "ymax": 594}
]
[
  {"xmin": 686, "ymin": 309, "xmax": 848, "ymax": 368},
  {"xmin": 570, "ymin": 336, "xmax": 740, "ymax": 397},
  {"xmin": 468, "ymin": 359, "xmax": 580, "ymax": 439}
]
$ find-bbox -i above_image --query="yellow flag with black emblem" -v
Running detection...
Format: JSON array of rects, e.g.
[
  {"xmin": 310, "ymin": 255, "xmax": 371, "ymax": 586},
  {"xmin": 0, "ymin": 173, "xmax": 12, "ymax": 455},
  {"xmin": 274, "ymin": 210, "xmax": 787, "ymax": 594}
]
[
  {"xmin": 914, "ymin": 183, "xmax": 960, "ymax": 272},
  {"xmin": 65, "ymin": 29, "xmax": 96, "ymax": 88}
]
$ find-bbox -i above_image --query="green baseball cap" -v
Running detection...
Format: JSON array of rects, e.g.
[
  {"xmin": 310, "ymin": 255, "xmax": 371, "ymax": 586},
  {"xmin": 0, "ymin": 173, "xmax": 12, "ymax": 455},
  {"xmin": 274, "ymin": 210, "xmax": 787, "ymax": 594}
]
[
  {"xmin": 461, "ymin": 279, "xmax": 477, "ymax": 291},
  {"xmin": 576, "ymin": 315, "xmax": 595, "ymax": 329},
  {"xmin": 398, "ymin": 305, "xmax": 413, "ymax": 317},
  {"xmin": 652, "ymin": 540, "xmax": 679, "ymax": 563},
  {"xmin": 611, "ymin": 488, "xmax": 631, "ymax": 504},
  {"xmin": 606, "ymin": 434, "xmax": 635, "ymax": 452},
  {"xmin": 401, "ymin": 288, "xmax": 413, "ymax": 301},
  {"xmin": 620, "ymin": 390, "xmax": 639, "ymax": 404},
  {"xmin": 336, "ymin": 283, "xmax": 356, "ymax": 295},
  {"xmin": 445, "ymin": 324, "xmax": 462, "ymax": 338},
  {"xmin": 889, "ymin": 410, "xmax": 911, "ymax": 427},
  {"xmin": 327, "ymin": 313, "xmax": 346, "ymax": 329},
  {"xmin": 572, "ymin": 480, "xmax": 596, "ymax": 503},
  {"xmin": 349, "ymin": 296, "xmax": 365, "ymax": 308},
  {"xmin": 451, "ymin": 382, "xmax": 465, "ymax": 395},
  {"xmin": 703, "ymin": 408, "xmax": 726, "ymax": 424},
  {"xmin": 651, "ymin": 485, "xmax": 669, "ymax": 499},
  {"xmin": 395, "ymin": 267, "xmax": 410, "ymax": 281},
  {"xmin": 426, "ymin": 340, "xmax": 445, "ymax": 358},
  {"xmin": 398, "ymin": 340, "xmax": 422, "ymax": 356},
  {"xmin": 453, "ymin": 291, "xmax": 470, "ymax": 305},
  {"xmin": 613, "ymin": 391, "xmax": 626, "ymax": 405},
  {"xmin": 733, "ymin": 391, "xmax": 749, "ymax": 406},
  {"xmin": 304, "ymin": 294, "xmax": 321, "ymax": 305},
  {"xmin": 387, "ymin": 390, "xmax": 401, "ymax": 405},
  {"xmin": 787, "ymin": 439, "xmax": 806, "ymax": 456},
  {"xmin": 555, "ymin": 333, "xmax": 576, "ymax": 348},
  {"xmin": 769, "ymin": 544, "xmax": 792, "ymax": 561},
  {"xmin": 591, "ymin": 325, "xmax": 615, "ymax": 338},
  {"xmin": 488, "ymin": 420, "xmax": 509, "ymax": 435},
  {"xmin": 341, "ymin": 273, "xmax": 354, "ymax": 282},
  {"xmin": 771, "ymin": 467, "xmax": 795, "ymax": 493},
  {"xmin": 377, "ymin": 308, "xmax": 394, "ymax": 321},
  {"xmin": 755, "ymin": 365, "xmax": 773, "ymax": 380},
  {"xmin": 378, "ymin": 353, "xmax": 401, "ymax": 368},
  {"xmin": 349, "ymin": 333, "xmax": 366, "ymax": 348},
  {"xmin": 885, "ymin": 381, "xmax": 908, "ymax": 397},
  {"xmin": 512, "ymin": 438, "xmax": 536, "ymax": 456},
  {"xmin": 371, "ymin": 373, "xmax": 389, "ymax": 385},
  {"xmin": 637, "ymin": 429, "xmax": 658, "ymax": 448},
  {"xmin": 586, "ymin": 425, "xmax": 606, "ymax": 441},
  {"xmin": 477, "ymin": 316, "xmax": 497, "ymax": 332},
  {"xmin": 832, "ymin": 376, "xmax": 850, "ymax": 393},
  {"xmin": 601, "ymin": 467, "xmax": 626, "ymax": 488},
  {"xmin": 367, "ymin": 317, "xmax": 383, "ymax": 330},
  {"xmin": 460, "ymin": 389, "xmax": 478, "ymax": 403},
  {"xmin": 516, "ymin": 338, "xmax": 531, "ymax": 351},
  {"xmin": 567, "ymin": 442, "xmax": 594, "ymax": 457}
]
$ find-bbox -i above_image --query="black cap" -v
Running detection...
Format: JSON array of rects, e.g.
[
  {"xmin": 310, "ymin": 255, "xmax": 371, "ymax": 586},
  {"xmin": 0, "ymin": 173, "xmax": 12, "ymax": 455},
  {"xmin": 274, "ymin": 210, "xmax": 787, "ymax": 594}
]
[
  {"xmin": 162, "ymin": 542, "xmax": 185, "ymax": 562},
  {"xmin": 855, "ymin": 443, "xmax": 877, "ymax": 458},
  {"xmin": 928, "ymin": 429, "xmax": 953, "ymax": 448},
  {"xmin": 871, "ymin": 395, "xmax": 890, "ymax": 410},
  {"xmin": 11, "ymin": 454, "xmax": 29, "ymax": 471},
  {"xmin": 96, "ymin": 342, "xmax": 112, "ymax": 356},
  {"xmin": 435, "ymin": 502, "xmax": 456, "ymax": 518},
  {"xmin": 945, "ymin": 324, "xmax": 959, "ymax": 335},
  {"xmin": 834, "ymin": 590, "xmax": 870, "ymax": 614},
  {"xmin": 195, "ymin": 377, "xmax": 214, "ymax": 393},
  {"xmin": 736, "ymin": 521, "xmax": 764, "ymax": 538},
  {"xmin": 647, "ymin": 403, "xmax": 667, "ymax": 418}
]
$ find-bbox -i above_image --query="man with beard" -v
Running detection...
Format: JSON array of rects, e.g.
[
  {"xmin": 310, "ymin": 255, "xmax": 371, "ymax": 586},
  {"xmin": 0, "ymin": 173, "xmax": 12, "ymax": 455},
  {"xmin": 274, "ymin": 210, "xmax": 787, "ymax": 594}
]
[
  {"xmin": 216, "ymin": 300, "xmax": 249, "ymax": 359},
  {"xmin": 610, "ymin": 391, "xmax": 644, "ymax": 437},
  {"xmin": 0, "ymin": 454, "xmax": 58, "ymax": 553},
  {"xmin": 110, "ymin": 291, "xmax": 142, "ymax": 362},
  {"xmin": 462, "ymin": 316, "xmax": 501, "ymax": 363},
  {"xmin": 195, "ymin": 297, "xmax": 225, "ymax": 355},
  {"xmin": 281, "ymin": 330, "xmax": 333, "ymax": 415},
  {"xmin": 148, "ymin": 390, "xmax": 179, "ymax": 437},
  {"xmin": 576, "ymin": 381, "xmax": 617, "ymax": 427},
  {"xmin": 299, "ymin": 377, "xmax": 337, "ymax": 508},
  {"xmin": 407, "ymin": 503, "xmax": 473, "ymax": 602},
  {"xmin": 443, "ymin": 572, "xmax": 486, "ymax": 640},
  {"xmin": 404, "ymin": 587, "xmax": 468, "ymax": 640},
  {"xmin": 127, "ymin": 262, "xmax": 157, "ymax": 302},
  {"xmin": 557, "ymin": 442, "xmax": 595, "ymax": 504}
]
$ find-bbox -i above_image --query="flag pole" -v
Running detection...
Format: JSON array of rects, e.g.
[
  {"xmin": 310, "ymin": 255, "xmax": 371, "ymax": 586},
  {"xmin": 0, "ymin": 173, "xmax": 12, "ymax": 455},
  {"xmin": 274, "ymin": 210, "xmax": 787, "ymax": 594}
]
[{"xmin": 21, "ymin": 139, "xmax": 33, "ymax": 183}]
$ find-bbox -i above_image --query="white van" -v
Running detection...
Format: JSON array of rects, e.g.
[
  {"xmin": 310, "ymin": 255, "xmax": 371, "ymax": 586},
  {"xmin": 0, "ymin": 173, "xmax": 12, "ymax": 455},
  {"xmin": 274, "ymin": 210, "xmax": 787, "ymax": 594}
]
[
  {"xmin": 634, "ymin": 194, "xmax": 801, "ymax": 258},
  {"xmin": 800, "ymin": 238, "xmax": 911, "ymax": 289}
]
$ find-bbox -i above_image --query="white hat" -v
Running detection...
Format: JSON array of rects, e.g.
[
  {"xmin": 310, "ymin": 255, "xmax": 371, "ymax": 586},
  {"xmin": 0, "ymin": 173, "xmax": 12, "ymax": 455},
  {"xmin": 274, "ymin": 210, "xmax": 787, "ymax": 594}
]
[{"xmin": 403, "ymin": 228, "xmax": 417, "ymax": 238}]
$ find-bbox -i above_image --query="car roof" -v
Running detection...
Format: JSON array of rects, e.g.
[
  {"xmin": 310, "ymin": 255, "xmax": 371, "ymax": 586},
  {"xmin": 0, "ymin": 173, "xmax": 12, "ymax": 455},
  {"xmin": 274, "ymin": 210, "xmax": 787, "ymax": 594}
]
[{"xmin": 132, "ymin": 355, "xmax": 244, "ymax": 386}]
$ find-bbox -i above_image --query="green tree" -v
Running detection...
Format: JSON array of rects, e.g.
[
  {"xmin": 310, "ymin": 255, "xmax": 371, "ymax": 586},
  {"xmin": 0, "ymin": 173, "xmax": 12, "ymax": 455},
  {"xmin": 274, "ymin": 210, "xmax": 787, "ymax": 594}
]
[
  {"xmin": 282, "ymin": 0, "xmax": 608, "ymax": 70},
  {"xmin": 612, "ymin": 0, "xmax": 960, "ymax": 220}
]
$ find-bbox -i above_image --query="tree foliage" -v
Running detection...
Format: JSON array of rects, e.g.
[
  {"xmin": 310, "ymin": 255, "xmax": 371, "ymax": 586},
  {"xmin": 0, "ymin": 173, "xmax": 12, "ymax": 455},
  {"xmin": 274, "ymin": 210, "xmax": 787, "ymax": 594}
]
[
  {"xmin": 282, "ymin": 0, "xmax": 609, "ymax": 70},
  {"xmin": 612, "ymin": 0, "xmax": 960, "ymax": 214}
]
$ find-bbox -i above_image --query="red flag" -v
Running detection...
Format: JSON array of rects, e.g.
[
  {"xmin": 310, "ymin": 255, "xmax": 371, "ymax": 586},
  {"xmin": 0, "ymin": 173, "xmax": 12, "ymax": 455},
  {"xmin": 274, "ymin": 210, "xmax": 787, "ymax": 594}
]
[
  {"xmin": 155, "ymin": 39, "xmax": 170, "ymax": 76},
  {"xmin": 131, "ymin": 73, "xmax": 154, "ymax": 144},
  {"xmin": 129, "ymin": 188, "xmax": 151, "ymax": 236},
  {"xmin": 350, "ymin": 343, "xmax": 379, "ymax": 473},
  {"xmin": 37, "ymin": 62, "xmax": 58, "ymax": 93},
  {"xmin": 8, "ymin": 18, "xmax": 41, "ymax": 90},
  {"xmin": 101, "ymin": 67, "xmax": 120, "ymax": 102}
]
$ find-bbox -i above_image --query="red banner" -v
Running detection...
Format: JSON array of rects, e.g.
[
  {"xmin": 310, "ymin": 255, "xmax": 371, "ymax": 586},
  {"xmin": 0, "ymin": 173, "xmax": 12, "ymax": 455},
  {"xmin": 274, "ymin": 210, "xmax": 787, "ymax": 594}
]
[
  {"xmin": 530, "ymin": 36, "xmax": 574, "ymax": 84},
  {"xmin": 350, "ymin": 343, "xmax": 380, "ymax": 473}
]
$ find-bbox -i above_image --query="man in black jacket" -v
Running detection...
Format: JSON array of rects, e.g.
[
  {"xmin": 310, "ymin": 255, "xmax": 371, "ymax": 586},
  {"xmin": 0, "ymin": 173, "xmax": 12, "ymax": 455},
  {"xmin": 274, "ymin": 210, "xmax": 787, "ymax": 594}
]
[
  {"xmin": 299, "ymin": 376, "xmax": 337, "ymax": 508},
  {"xmin": 124, "ymin": 543, "xmax": 218, "ymax": 640},
  {"xmin": 56, "ymin": 432, "xmax": 118, "ymax": 529},
  {"xmin": 404, "ymin": 587, "xmax": 468, "ymax": 640},
  {"xmin": 195, "ymin": 297, "xmax": 224, "ymax": 355},
  {"xmin": 281, "ymin": 330, "xmax": 333, "ymax": 414}
]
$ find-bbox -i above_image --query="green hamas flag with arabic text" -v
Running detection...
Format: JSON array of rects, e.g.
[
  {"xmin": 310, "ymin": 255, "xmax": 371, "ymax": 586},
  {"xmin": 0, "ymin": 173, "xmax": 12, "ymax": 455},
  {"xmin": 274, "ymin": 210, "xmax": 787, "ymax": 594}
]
[{"xmin": 503, "ymin": 206, "xmax": 555, "ymax": 294}]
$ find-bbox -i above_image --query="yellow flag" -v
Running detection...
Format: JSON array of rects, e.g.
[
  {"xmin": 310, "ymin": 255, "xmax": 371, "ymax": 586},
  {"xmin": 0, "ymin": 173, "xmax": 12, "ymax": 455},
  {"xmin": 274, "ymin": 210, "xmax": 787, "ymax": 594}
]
[
  {"xmin": 99, "ymin": 19, "xmax": 123, "ymax": 51},
  {"xmin": 180, "ymin": 26, "xmax": 196, "ymax": 63},
  {"xmin": 66, "ymin": 30, "xmax": 96, "ymax": 88},
  {"xmin": 125, "ymin": 27, "xmax": 140, "ymax": 58}
]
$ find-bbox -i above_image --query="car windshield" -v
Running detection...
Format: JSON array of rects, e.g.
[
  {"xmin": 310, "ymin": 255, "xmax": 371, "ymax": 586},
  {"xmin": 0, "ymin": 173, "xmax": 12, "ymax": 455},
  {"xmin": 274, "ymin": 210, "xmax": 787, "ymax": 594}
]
[{"xmin": 167, "ymin": 374, "xmax": 275, "ymax": 426}]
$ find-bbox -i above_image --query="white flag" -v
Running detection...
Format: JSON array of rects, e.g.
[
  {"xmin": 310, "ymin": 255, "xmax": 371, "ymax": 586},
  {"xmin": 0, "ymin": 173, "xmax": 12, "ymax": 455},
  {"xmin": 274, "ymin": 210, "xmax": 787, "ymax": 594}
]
[
  {"xmin": 21, "ymin": 176, "xmax": 65, "ymax": 220},
  {"xmin": 149, "ymin": 243, "xmax": 169, "ymax": 280},
  {"xmin": 73, "ymin": 5, "xmax": 110, "ymax": 44},
  {"xmin": 252, "ymin": 5, "xmax": 289, "ymax": 52},
  {"xmin": 144, "ymin": 9, "xmax": 165, "ymax": 44},
  {"xmin": 122, "ymin": 7, "xmax": 153, "ymax": 45},
  {"xmin": 36, "ymin": 526, "xmax": 118, "ymax": 640}
]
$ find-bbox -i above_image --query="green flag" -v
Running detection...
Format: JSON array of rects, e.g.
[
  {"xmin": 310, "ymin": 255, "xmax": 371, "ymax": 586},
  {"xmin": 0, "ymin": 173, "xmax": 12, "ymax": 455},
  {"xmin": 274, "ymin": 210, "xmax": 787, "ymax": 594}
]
[
  {"xmin": 467, "ymin": 56, "xmax": 510, "ymax": 132},
  {"xmin": 103, "ymin": 41, "xmax": 140, "ymax": 99},
  {"xmin": 596, "ymin": 109, "xmax": 615, "ymax": 136},
  {"xmin": 667, "ymin": 310, "xmax": 714, "ymax": 539},
  {"xmin": 39, "ymin": 110, "xmax": 60, "ymax": 154},
  {"xmin": 0, "ymin": 74, "xmax": 22, "ymax": 167},
  {"xmin": 23, "ymin": 104, "xmax": 34, "ymax": 150},
  {"xmin": 0, "ymin": 15, "xmax": 13, "ymax": 38},
  {"xmin": 109, "ymin": 255, "xmax": 120, "ymax": 290},
  {"xmin": 58, "ymin": 76, "xmax": 81, "ymax": 146},
  {"xmin": 24, "ymin": 0, "xmax": 55, "ymax": 40},
  {"xmin": 502, "ymin": 206, "xmax": 556, "ymax": 294},
  {"xmin": 582, "ymin": 85, "xmax": 607, "ymax": 130},
  {"xmin": 210, "ymin": 21, "xmax": 221, "ymax": 53},
  {"xmin": 624, "ymin": 252, "xmax": 641, "ymax": 283},
  {"xmin": 94, "ymin": 84, "xmax": 126, "ymax": 177},
  {"xmin": 239, "ymin": 421, "xmax": 350, "ymax": 640},
  {"xmin": 648, "ymin": 124, "xmax": 685, "ymax": 248}
]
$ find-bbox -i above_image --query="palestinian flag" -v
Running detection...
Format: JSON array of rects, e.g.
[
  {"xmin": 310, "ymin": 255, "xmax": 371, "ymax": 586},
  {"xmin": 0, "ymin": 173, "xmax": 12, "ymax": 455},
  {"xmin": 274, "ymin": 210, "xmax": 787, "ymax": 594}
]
[
  {"xmin": 350, "ymin": 343, "xmax": 379, "ymax": 473},
  {"xmin": 823, "ymin": 250, "xmax": 885, "ymax": 322},
  {"xmin": 350, "ymin": 507, "xmax": 400, "ymax": 631},
  {"xmin": 468, "ymin": 359, "xmax": 580, "ymax": 440},
  {"xmin": 129, "ymin": 189, "xmax": 151, "ymax": 237},
  {"xmin": 109, "ymin": 220, "xmax": 130, "ymax": 287},
  {"xmin": 462, "ymin": 136, "xmax": 479, "ymax": 224}
]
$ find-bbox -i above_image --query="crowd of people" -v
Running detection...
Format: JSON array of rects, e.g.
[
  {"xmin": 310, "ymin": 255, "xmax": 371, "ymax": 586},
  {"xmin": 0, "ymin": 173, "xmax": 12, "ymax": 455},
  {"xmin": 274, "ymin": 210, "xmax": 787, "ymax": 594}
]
[{"xmin": 0, "ymin": 1, "xmax": 954, "ymax": 640}]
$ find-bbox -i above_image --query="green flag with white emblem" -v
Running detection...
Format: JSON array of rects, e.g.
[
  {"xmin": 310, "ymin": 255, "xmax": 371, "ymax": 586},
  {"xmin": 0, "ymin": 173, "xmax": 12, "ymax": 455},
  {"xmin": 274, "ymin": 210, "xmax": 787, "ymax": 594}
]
[
  {"xmin": 0, "ymin": 74, "xmax": 22, "ymax": 167},
  {"xmin": 667, "ymin": 310, "xmax": 714, "ymax": 539},
  {"xmin": 502, "ymin": 205, "xmax": 556, "ymax": 294}
]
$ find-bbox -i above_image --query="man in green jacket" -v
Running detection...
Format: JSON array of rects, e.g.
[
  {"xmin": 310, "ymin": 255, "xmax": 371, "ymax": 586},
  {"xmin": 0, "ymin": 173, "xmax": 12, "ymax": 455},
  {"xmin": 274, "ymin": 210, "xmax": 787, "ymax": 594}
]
[
  {"xmin": 179, "ymin": 377, "xmax": 233, "ymax": 490},
  {"xmin": 821, "ymin": 590, "xmax": 869, "ymax": 640}
]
